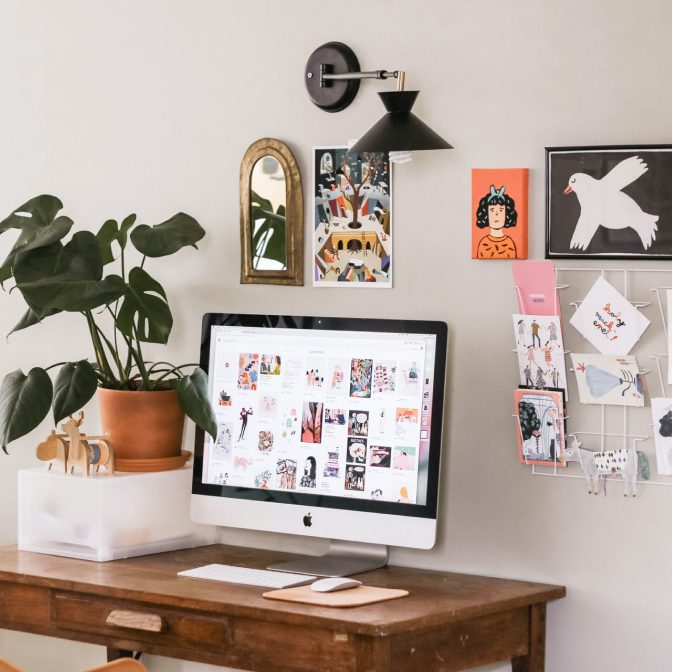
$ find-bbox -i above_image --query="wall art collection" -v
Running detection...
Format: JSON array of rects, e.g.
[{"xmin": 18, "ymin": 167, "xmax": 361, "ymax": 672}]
[
  {"xmin": 235, "ymin": 137, "xmax": 670, "ymax": 490},
  {"xmin": 238, "ymin": 141, "xmax": 670, "ymax": 283}
]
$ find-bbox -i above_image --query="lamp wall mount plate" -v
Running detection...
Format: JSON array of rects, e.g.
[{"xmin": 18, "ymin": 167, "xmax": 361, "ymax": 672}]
[{"xmin": 305, "ymin": 42, "xmax": 398, "ymax": 113}]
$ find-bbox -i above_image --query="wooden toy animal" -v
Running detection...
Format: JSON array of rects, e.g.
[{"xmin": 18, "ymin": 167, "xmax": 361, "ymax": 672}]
[
  {"xmin": 35, "ymin": 431, "xmax": 69, "ymax": 472},
  {"xmin": 564, "ymin": 435, "xmax": 649, "ymax": 497},
  {"xmin": 60, "ymin": 413, "xmax": 115, "ymax": 476}
]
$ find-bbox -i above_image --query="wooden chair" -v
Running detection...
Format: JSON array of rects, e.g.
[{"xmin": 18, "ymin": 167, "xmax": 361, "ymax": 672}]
[
  {"xmin": 0, "ymin": 658, "xmax": 147, "ymax": 672},
  {"xmin": 0, "ymin": 660, "xmax": 22, "ymax": 672},
  {"xmin": 87, "ymin": 660, "xmax": 148, "ymax": 672}
]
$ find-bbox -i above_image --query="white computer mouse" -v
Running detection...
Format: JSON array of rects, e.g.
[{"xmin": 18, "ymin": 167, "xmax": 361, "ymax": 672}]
[{"xmin": 310, "ymin": 577, "xmax": 363, "ymax": 593}]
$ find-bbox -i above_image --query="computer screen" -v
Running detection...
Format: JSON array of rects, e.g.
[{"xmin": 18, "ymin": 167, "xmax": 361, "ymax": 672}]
[{"xmin": 192, "ymin": 314, "xmax": 447, "ymax": 551}]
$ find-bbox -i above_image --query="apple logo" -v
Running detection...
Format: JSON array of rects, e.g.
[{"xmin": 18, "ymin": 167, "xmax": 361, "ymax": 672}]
[{"xmin": 302, "ymin": 512, "xmax": 312, "ymax": 528}]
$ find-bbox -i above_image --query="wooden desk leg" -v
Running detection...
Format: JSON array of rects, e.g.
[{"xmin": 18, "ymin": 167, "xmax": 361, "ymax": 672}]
[
  {"xmin": 107, "ymin": 649, "xmax": 135, "ymax": 662},
  {"xmin": 355, "ymin": 636, "xmax": 392, "ymax": 672},
  {"xmin": 512, "ymin": 603, "xmax": 546, "ymax": 672}
]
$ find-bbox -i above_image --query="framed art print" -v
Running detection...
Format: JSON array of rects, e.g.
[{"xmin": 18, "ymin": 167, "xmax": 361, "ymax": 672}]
[
  {"xmin": 471, "ymin": 168, "xmax": 528, "ymax": 259},
  {"xmin": 545, "ymin": 145, "xmax": 672, "ymax": 259},
  {"xmin": 313, "ymin": 146, "xmax": 392, "ymax": 287}
]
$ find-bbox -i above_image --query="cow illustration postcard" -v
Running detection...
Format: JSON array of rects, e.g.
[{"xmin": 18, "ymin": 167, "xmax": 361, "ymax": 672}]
[
  {"xmin": 570, "ymin": 353, "xmax": 645, "ymax": 406},
  {"xmin": 472, "ymin": 169, "xmax": 528, "ymax": 259},
  {"xmin": 514, "ymin": 388, "xmax": 566, "ymax": 466},
  {"xmin": 569, "ymin": 277, "xmax": 650, "ymax": 355},
  {"xmin": 651, "ymin": 397, "xmax": 672, "ymax": 475},
  {"xmin": 513, "ymin": 314, "xmax": 567, "ymax": 395}
]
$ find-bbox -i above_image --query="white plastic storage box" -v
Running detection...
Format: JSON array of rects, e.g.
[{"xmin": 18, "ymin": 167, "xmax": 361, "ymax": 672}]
[{"xmin": 18, "ymin": 466, "xmax": 217, "ymax": 561}]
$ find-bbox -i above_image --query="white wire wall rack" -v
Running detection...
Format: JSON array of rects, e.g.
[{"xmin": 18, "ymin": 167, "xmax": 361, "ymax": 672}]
[{"xmin": 513, "ymin": 265, "xmax": 671, "ymax": 492}]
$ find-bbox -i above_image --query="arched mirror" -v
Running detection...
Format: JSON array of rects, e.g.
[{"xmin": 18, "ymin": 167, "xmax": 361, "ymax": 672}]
[{"xmin": 240, "ymin": 138, "xmax": 303, "ymax": 285}]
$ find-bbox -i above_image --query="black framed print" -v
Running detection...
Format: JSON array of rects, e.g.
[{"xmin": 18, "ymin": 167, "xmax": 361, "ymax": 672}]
[{"xmin": 545, "ymin": 145, "xmax": 672, "ymax": 259}]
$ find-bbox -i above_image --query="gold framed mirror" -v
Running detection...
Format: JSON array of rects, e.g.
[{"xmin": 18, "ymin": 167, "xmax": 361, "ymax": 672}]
[{"xmin": 240, "ymin": 138, "xmax": 303, "ymax": 285}]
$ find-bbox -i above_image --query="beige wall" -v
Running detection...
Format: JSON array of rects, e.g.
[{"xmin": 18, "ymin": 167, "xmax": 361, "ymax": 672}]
[{"xmin": 0, "ymin": 1, "xmax": 670, "ymax": 670}]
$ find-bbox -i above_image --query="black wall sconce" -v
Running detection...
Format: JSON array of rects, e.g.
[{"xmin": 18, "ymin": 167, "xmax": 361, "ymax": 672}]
[{"xmin": 304, "ymin": 41, "xmax": 453, "ymax": 154}]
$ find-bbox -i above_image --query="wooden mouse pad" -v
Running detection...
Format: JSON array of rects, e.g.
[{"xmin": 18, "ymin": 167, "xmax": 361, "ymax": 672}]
[{"xmin": 262, "ymin": 585, "xmax": 408, "ymax": 608}]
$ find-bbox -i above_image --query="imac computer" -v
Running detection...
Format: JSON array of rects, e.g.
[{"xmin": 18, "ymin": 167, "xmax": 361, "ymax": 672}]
[{"xmin": 191, "ymin": 313, "xmax": 448, "ymax": 576}]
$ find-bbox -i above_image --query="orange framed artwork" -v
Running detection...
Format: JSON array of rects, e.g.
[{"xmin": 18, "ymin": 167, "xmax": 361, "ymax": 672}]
[{"xmin": 471, "ymin": 168, "xmax": 528, "ymax": 259}]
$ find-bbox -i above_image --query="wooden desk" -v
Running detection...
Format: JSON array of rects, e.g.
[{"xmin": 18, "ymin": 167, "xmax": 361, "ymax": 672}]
[{"xmin": 0, "ymin": 544, "xmax": 564, "ymax": 672}]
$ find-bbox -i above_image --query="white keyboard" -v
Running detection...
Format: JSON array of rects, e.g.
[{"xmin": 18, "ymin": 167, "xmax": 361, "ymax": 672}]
[{"xmin": 178, "ymin": 563, "xmax": 317, "ymax": 589}]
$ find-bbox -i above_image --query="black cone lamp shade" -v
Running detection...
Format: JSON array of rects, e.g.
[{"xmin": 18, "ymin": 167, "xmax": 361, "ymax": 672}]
[{"xmin": 350, "ymin": 91, "xmax": 453, "ymax": 154}]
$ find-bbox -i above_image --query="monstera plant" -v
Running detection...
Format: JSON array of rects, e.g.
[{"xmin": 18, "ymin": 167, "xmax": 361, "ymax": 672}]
[{"xmin": 0, "ymin": 195, "xmax": 217, "ymax": 456}]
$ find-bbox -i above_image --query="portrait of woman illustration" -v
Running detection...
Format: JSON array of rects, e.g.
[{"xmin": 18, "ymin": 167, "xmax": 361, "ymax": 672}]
[{"xmin": 475, "ymin": 184, "xmax": 519, "ymax": 259}]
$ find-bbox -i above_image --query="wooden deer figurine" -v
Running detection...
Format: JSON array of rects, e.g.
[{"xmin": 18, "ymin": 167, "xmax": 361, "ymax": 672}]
[{"xmin": 60, "ymin": 412, "xmax": 115, "ymax": 476}]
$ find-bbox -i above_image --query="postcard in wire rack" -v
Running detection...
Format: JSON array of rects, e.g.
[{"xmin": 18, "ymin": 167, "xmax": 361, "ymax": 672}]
[
  {"xmin": 651, "ymin": 397, "xmax": 672, "ymax": 475},
  {"xmin": 569, "ymin": 276, "xmax": 650, "ymax": 355},
  {"xmin": 570, "ymin": 353, "xmax": 645, "ymax": 407},
  {"xmin": 513, "ymin": 314, "xmax": 567, "ymax": 396},
  {"xmin": 514, "ymin": 388, "xmax": 566, "ymax": 467}
]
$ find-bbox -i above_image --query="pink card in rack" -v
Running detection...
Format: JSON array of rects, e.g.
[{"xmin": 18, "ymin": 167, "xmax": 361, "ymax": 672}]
[{"xmin": 512, "ymin": 261, "xmax": 559, "ymax": 316}]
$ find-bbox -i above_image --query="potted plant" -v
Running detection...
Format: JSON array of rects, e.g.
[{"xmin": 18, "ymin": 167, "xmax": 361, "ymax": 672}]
[{"xmin": 0, "ymin": 195, "xmax": 216, "ymax": 468}]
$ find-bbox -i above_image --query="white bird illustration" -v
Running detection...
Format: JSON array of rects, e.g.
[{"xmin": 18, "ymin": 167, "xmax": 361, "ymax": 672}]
[{"xmin": 564, "ymin": 156, "xmax": 659, "ymax": 250}]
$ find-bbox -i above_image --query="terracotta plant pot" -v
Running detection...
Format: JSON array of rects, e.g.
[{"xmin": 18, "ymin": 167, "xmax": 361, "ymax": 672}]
[{"xmin": 97, "ymin": 388, "xmax": 185, "ymax": 463}]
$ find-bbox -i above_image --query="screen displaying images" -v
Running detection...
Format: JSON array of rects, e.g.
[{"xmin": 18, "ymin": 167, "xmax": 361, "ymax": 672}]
[{"xmin": 202, "ymin": 325, "xmax": 437, "ymax": 505}]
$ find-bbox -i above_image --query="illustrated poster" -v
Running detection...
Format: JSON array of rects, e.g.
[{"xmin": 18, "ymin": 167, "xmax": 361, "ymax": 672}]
[{"xmin": 313, "ymin": 146, "xmax": 392, "ymax": 287}]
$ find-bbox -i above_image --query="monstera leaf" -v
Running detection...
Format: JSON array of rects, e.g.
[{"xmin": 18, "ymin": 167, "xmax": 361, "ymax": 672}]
[
  {"xmin": 0, "ymin": 195, "xmax": 63, "ymax": 233},
  {"xmin": 177, "ymin": 367, "xmax": 217, "ymax": 440},
  {"xmin": 96, "ymin": 219, "xmax": 120, "ymax": 265},
  {"xmin": 8, "ymin": 303, "xmax": 62, "ymax": 337},
  {"xmin": 14, "ymin": 232, "xmax": 125, "ymax": 311},
  {"xmin": 0, "ymin": 195, "xmax": 73, "ymax": 283},
  {"xmin": 96, "ymin": 214, "xmax": 138, "ymax": 265},
  {"xmin": 115, "ymin": 267, "xmax": 172, "ymax": 343},
  {"xmin": 52, "ymin": 360, "xmax": 99, "ymax": 425},
  {"xmin": 0, "ymin": 368, "xmax": 53, "ymax": 453},
  {"xmin": 130, "ymin": 213, "xmax": 204, "ymax": 258}
]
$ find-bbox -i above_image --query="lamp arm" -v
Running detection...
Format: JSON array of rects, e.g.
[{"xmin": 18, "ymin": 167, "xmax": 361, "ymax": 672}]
[{"xmin": 321, "ymin": 69, "xmax": 399, "ymax": 82}]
